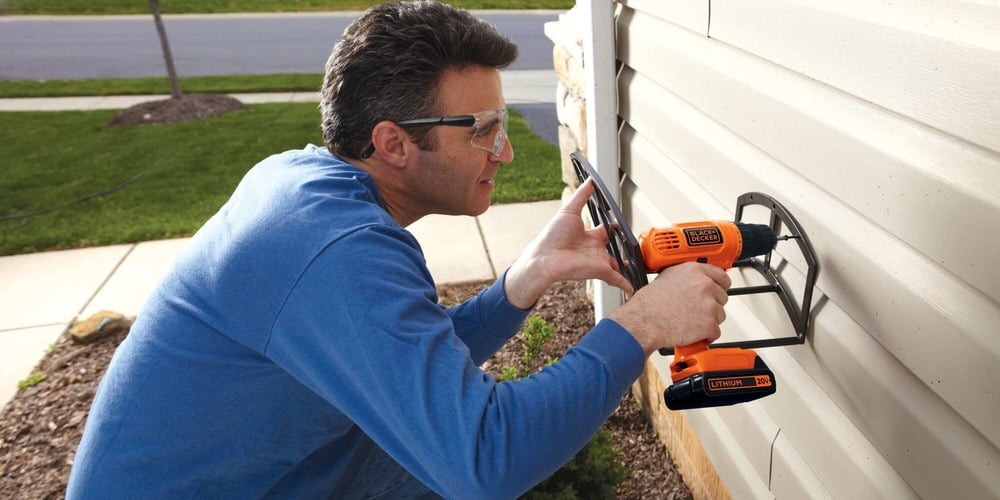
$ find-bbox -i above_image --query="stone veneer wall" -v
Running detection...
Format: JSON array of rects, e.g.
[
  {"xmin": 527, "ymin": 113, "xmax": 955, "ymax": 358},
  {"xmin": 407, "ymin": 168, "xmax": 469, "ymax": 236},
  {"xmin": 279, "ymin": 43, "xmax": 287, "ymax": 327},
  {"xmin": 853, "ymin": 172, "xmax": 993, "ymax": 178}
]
[{"xmin": 543, "ymin": 7, "xmax": 588, "ymax": 199}]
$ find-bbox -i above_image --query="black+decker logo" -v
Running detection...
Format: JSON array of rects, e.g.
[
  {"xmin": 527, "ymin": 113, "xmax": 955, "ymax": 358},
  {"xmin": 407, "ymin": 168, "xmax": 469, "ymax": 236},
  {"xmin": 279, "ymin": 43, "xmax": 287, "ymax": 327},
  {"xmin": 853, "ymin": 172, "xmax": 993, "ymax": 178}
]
[{"xmin": 683, "ymin": 227, "xmax": 722, "ymax": 247}]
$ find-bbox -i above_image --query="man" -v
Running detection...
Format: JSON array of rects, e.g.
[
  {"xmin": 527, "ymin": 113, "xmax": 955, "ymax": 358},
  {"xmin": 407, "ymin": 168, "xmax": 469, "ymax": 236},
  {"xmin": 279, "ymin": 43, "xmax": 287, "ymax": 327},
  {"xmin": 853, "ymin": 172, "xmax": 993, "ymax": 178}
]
[{"xmin": 67, "ymin": 2, "xmax": 730, "ymax": 498}]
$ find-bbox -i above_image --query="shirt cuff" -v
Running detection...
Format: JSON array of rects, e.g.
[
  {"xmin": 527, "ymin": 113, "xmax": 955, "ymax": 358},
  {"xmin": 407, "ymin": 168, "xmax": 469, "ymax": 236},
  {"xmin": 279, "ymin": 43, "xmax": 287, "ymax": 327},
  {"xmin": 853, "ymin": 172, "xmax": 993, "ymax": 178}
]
[{"xmin": 474, "ymin": 270, "xmax": 533, "ymax": 338}]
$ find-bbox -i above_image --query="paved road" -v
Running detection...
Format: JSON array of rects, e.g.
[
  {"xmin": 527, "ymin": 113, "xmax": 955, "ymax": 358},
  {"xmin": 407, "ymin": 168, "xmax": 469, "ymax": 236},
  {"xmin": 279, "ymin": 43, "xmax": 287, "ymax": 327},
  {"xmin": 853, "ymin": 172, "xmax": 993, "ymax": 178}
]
[{"xmin": 0, "ymin": 11, "xmax": 560, "ymax": 80}]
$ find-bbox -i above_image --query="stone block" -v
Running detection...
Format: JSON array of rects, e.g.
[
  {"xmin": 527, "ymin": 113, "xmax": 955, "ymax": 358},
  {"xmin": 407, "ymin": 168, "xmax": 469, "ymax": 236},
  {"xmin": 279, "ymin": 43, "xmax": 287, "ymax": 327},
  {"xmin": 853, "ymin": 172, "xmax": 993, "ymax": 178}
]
[{"xmin": 69, "ymin": 310, "xmax": 133, "ymax": 344}]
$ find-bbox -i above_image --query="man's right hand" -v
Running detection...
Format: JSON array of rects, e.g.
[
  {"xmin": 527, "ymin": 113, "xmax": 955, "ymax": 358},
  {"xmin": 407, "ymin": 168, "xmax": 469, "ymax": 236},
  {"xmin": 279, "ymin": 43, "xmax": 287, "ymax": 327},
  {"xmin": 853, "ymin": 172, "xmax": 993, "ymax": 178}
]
[{"xmin": 608, "ymin": 262, "xmax": 732, "ymax": 357}]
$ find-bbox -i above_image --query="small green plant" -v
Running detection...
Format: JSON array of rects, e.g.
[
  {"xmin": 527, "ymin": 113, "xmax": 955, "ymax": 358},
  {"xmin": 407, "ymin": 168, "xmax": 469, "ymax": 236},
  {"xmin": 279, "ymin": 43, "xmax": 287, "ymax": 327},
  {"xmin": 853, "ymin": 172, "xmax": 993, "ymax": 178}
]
[
  {"xmin": 18, "ymin": 372, "xmax": 46, "ymax": 390},
  {"xmin": 521, "ymin": 316, "xmax": 555, "ymax": 368},
  {"xmin": 500, "ymin": 316, "xmax": 556, "ymax": 381},
  {"xmin": 498, "ymin": 316, "xmax": 630, "ymax": 499},
  {"xmin": 499, "ymin": 364, "xmax": 520, "ymax": 382}
]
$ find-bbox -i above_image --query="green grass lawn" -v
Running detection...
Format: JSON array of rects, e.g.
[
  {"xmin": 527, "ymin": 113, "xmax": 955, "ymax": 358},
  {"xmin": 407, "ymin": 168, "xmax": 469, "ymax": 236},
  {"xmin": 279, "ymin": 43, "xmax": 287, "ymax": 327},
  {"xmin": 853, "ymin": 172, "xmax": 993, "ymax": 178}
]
[
  {"xmin": 5, "ymin": 0, "xmax": 573, "ymax": 15},
  {"xmin": 0, "ymin": 104, "xmax": 562, "ymax": 256},
  {"xmin": 0, "ymin": 74, "xmax": 324, "ymax": 99}
]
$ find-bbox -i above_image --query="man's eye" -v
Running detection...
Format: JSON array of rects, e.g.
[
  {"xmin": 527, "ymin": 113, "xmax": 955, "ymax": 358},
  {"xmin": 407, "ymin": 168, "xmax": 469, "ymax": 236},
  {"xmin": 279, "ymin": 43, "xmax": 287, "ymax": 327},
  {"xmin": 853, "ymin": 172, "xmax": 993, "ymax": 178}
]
[{"xmin": 475, "ymin": 119, "xmax": 499, "ymax": 136}]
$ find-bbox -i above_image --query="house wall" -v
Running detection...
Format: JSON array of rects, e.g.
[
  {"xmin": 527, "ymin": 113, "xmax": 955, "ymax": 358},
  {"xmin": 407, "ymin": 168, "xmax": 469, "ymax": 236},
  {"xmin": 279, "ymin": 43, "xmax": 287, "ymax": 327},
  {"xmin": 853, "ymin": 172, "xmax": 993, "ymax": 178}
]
[{"xmin": 547, "ymin": 1, "xmax": 1000, "ymax": 498}]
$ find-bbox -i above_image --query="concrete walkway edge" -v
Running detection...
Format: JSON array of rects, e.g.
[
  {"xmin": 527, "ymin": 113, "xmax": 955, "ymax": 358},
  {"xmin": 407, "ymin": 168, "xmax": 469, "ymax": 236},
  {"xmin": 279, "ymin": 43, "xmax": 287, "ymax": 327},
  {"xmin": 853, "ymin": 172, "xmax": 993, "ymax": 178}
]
[{"xmin": 0, "ymin": 69, "xmax": 558, "ymax": 111}]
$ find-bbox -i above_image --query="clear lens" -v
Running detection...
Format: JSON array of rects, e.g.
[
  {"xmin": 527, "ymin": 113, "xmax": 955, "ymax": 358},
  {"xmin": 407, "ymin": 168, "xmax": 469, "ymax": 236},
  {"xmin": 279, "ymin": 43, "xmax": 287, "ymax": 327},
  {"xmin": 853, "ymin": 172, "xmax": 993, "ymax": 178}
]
[{"xmin": 470, "ymin": 108, "xmax": 508, "ymax": 156}]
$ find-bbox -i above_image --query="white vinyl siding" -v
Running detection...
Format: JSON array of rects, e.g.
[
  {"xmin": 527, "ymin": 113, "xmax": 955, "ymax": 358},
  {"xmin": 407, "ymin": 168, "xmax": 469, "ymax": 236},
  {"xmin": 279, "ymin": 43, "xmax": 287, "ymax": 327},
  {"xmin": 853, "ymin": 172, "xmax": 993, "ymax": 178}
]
[{"xmin": 612, "ymin": 0, "xmax": 1000, "ymax": 497}]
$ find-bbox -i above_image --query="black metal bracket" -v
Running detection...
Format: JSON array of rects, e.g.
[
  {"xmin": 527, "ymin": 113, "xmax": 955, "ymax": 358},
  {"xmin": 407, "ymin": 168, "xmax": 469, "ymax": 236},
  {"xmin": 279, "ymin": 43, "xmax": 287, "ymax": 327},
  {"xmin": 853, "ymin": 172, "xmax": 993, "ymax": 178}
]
[{"xmin": 695, "ymin": 192, "xmax": 820, "ymax": 352}]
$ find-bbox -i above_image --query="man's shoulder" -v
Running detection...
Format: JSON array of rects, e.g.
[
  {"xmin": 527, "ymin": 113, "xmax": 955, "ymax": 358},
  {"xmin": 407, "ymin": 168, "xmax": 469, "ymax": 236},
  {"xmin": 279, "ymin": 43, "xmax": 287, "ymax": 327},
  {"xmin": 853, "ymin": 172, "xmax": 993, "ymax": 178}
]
[
  {"xmin": 245, "ymin": 146, "xmax": 386, "ymax": 220},
  {"xmin": 189, "ymin": 145, "xmax": 402, "ymax": 274}
]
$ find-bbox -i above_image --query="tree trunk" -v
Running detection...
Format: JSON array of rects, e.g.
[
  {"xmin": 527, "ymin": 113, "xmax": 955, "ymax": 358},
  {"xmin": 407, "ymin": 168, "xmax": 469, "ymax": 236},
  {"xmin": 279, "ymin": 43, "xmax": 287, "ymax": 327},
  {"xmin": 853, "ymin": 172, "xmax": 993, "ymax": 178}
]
[{"xmin": 150, "ymin": 0, "xmax": 182, "ymax": 99}]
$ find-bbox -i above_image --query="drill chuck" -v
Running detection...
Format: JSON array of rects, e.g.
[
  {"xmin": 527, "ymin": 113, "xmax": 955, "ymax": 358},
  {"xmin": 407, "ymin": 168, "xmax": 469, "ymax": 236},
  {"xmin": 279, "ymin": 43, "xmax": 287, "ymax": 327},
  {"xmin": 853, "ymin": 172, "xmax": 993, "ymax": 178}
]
[{"xmin": 735, "ymin": 223, "xmax": 777, "ymax": 261}]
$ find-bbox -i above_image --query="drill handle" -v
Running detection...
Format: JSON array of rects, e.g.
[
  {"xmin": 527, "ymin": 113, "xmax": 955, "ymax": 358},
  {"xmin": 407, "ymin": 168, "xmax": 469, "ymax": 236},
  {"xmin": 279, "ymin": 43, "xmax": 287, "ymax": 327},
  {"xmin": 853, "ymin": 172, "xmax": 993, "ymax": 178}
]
[{"xmin": 673, "ymin": 340, "xmax": 709, "ymax": 358}]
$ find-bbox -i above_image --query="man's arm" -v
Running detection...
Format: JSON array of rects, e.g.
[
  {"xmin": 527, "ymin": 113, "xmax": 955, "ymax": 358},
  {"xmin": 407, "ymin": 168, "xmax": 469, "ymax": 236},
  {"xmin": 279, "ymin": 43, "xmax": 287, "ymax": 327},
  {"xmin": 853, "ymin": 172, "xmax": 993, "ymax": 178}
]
[{"xmin": 265, "ymin": 225, "xmax": 644, "ymax": 499}]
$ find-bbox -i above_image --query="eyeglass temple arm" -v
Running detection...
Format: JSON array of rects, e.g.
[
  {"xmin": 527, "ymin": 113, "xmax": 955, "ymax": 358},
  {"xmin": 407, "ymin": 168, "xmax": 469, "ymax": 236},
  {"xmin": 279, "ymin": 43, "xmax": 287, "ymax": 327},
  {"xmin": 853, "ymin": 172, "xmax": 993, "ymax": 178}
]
[
  {"xmin": 362, "ymin": 114, "xmax": 480, "ymax": 158},
  {"xmin": 396, "ymin": 116, "xmax": 476, "ymax": 127}
]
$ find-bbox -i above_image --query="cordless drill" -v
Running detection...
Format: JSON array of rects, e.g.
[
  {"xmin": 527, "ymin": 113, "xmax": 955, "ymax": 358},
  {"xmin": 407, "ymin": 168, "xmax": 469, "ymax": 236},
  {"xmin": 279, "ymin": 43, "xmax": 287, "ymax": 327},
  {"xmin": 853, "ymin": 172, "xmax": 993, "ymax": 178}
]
[{"xmin": 639, "ymin": 220, "xmax": 785, "ymax": 410}]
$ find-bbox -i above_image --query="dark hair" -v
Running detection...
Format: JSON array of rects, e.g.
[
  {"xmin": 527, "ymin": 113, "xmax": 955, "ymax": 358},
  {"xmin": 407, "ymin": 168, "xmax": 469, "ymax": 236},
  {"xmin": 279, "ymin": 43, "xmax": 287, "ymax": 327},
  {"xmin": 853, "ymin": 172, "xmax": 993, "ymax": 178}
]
[{"xmin": 320, "ymin": 1, "xmax": 518, "ymax": 159}]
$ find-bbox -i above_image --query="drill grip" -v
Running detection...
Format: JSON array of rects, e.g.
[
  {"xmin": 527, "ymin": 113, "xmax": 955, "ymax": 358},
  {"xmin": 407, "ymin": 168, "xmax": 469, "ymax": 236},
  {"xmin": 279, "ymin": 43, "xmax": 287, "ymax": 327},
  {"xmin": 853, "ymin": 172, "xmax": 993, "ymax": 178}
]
[{"xmin": 673, "ymin": 340, "xmax": 709, "ymax": 359}]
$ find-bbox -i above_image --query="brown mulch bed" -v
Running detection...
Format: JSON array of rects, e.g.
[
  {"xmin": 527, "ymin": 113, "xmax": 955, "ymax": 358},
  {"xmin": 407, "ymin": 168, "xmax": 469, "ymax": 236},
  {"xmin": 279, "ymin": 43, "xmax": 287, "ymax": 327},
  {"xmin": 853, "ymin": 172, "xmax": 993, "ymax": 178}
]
[
  {"xmin": 107, "ymin": 93, "xmax": 245, "ymax": 128},
  {"xmin": 0, "ymin": 280, "xmax": 690, "ymax": 499}
]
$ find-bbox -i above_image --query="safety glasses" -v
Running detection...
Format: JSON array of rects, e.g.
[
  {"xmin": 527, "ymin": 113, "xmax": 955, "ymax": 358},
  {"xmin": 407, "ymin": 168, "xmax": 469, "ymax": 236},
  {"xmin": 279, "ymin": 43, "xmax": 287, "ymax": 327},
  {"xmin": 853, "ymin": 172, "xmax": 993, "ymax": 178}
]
[{"xmin": 361, "ymin": 108, "xmax": 509, "ymax": 158}]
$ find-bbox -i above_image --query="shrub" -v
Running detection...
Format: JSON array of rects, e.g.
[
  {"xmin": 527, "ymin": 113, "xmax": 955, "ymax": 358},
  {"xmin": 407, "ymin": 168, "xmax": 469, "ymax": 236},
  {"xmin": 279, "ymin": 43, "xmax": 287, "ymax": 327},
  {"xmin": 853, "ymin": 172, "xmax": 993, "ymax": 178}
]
[
  {"xmin": 525, "ymin": 428, "xmax": 627, "ymax": 500},
  {"xmin": 500, "ymin": 316, "xmax": 630, "ymax": 499},
  {"xmin": 499, "ymin": 316, "xmax": 556, "ymax": 382}
]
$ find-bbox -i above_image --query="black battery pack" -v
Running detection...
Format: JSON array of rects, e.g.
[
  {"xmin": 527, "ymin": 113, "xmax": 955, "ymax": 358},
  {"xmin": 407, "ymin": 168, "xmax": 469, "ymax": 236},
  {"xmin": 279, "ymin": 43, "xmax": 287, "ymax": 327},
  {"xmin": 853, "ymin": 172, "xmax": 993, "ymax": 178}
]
[{"xmin": 664, "ymin": 355, "xmax": 777, "ymax": 410}]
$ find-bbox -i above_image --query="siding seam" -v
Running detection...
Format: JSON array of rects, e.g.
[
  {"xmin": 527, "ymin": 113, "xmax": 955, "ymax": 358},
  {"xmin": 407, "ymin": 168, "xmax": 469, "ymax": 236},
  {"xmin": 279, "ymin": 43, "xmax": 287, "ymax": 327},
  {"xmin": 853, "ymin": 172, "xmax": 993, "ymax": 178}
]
[{"xmin": 768, "ymin": 427, "xmax": 780, "ymax": 490}]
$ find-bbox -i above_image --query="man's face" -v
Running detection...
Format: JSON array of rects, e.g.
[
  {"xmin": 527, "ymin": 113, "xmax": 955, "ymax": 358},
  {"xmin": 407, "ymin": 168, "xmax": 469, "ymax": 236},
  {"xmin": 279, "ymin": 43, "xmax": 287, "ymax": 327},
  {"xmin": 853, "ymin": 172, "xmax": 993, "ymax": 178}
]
[{"xmin": 407, "ymin": 66, "xmax": 514, "ymax": 217}]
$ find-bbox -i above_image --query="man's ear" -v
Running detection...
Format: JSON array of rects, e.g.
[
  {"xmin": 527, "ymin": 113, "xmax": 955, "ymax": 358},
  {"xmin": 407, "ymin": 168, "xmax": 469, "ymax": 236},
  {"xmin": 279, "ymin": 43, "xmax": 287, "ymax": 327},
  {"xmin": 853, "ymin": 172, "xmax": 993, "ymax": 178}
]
[{"xmin": 370, "ymin": 121, "xmax": 411, "ymax": 166}]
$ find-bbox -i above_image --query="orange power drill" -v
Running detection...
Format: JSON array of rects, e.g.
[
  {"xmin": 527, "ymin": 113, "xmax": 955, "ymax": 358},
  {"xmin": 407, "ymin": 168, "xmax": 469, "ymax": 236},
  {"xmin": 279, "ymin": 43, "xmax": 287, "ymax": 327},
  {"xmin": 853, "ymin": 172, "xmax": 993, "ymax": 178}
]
[{"xmin": 639, "ymin": 221, "xmax": 790, "ymax": 410}]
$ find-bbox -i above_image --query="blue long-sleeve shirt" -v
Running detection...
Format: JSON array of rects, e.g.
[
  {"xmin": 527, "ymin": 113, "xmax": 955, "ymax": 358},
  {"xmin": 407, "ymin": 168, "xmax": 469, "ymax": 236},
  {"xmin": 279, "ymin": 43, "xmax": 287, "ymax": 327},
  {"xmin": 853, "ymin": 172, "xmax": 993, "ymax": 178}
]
[{"xmin": 67, "ymin": 145, "xmax": 645, "ymax": 499}]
